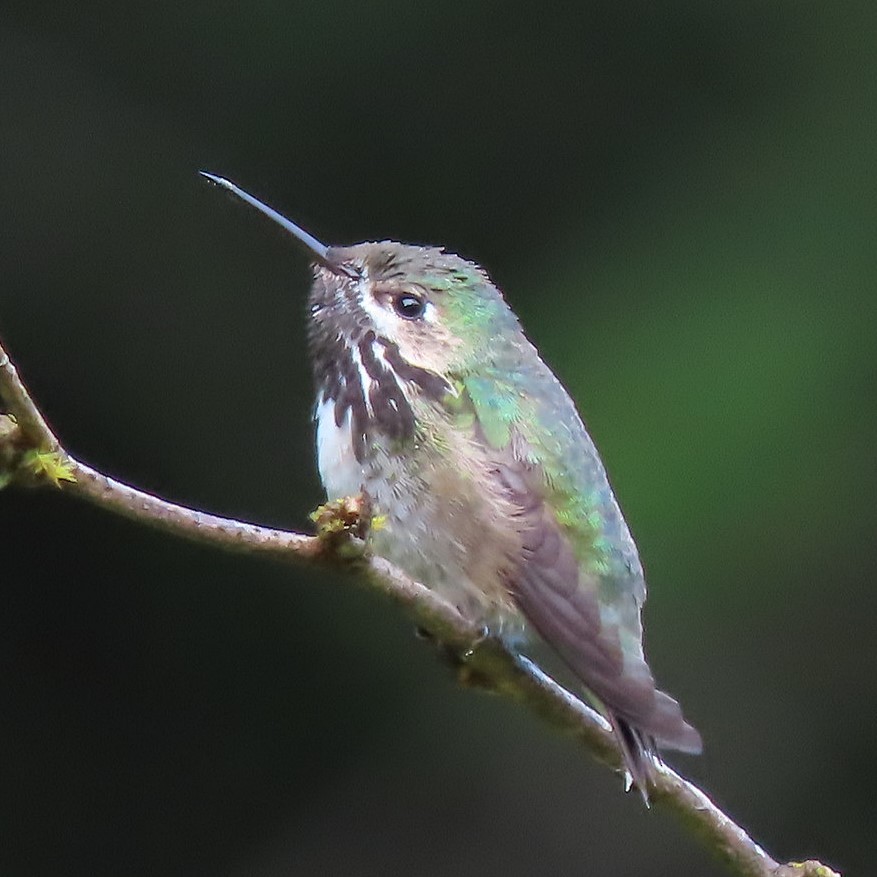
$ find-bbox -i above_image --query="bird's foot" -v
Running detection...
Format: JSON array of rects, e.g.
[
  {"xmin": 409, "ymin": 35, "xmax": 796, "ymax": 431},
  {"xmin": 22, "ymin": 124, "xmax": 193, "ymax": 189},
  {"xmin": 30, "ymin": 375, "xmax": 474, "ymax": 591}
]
[{"xmin": 414, "ymin": 623, "xmax": 498, "ymax": 690}]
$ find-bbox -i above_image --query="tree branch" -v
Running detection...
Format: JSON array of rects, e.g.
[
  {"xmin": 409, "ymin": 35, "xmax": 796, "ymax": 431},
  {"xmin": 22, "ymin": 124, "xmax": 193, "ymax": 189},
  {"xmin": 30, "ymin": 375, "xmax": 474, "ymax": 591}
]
[{"xmin": 0, "ymin": 337, "xmax": 839, "ymax": 877}]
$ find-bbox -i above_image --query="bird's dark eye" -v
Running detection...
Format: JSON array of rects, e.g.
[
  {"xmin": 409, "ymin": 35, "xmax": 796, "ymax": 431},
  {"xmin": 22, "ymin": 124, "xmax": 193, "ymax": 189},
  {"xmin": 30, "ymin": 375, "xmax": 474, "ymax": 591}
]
[{"xmin": 392, "ymin": 293, "xmax": 426, "ymax": 320}]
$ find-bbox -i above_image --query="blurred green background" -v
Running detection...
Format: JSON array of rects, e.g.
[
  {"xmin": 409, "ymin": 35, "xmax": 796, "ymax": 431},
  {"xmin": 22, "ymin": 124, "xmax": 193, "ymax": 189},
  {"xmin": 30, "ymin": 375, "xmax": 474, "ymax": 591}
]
[{"xmin": 1, "ymin": 3, "xmax": 874, "ymax": 875}]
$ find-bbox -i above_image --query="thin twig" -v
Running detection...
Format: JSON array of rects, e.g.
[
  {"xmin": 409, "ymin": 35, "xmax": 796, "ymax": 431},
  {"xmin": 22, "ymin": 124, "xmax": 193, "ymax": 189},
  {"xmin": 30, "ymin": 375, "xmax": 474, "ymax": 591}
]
[{"xmin": 0, "ymin": 337, "xmax": 839, "ymax": 877}]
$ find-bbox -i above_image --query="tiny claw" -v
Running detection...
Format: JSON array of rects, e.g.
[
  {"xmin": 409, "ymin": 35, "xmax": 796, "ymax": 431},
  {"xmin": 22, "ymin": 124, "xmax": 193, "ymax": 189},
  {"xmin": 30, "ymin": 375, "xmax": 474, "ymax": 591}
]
[
  {"xmin": 414, "ymin": 624, "xmax": 498, "ymax": 691},
  {"xmin": 455, "ymin": 626, "xmax": 497, "ymax": 691},
  {"xmin": 460, "ymin": 625, "xmax": 491, "ymax": 661}
]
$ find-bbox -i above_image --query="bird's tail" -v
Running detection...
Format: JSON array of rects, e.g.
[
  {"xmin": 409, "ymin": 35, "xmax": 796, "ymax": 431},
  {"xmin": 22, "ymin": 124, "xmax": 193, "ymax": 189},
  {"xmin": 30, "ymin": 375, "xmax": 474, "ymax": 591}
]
[{"xmin": 610, "ymin": 714, "xmax": 660, "ymax": 806}]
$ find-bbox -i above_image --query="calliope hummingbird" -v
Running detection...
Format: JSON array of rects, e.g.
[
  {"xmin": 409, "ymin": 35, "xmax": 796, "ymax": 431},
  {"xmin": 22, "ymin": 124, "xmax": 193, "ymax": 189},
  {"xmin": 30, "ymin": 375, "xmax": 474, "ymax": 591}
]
[{"xmin": 201, "ymin": 173, "xmax": 702, "ymax": 793}]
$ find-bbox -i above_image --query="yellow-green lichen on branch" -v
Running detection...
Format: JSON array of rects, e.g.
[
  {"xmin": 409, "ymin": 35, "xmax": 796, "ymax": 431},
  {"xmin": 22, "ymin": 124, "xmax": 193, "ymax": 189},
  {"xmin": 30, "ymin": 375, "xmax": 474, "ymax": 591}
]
[
  {"xmin": 0, "ymin": 412, "xmax": 75, "ymax": 489},
  {"xmin": 776, "ymin": 860, "xmax": 842, "ymax": 877},
  {"xmin": 309, "ymin": 493, "xmax": 383, "ymax": 558},
  {"xmin": 22, "ymin": 449, "xmax": 76, "ymax": 487}
]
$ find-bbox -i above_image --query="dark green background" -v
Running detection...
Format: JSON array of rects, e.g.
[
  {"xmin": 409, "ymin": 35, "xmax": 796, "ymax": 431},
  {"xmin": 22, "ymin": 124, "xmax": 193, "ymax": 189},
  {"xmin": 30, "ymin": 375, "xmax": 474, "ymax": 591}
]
[{"xmin": 1, "ymin": 3, "xmax": 874, "ymax": 875}]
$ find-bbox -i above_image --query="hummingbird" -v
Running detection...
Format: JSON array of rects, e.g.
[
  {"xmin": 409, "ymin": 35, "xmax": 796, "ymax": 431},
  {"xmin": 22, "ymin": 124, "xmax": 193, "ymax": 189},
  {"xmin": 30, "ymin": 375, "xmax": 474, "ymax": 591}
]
[{"xmin": 201, "ymin": 172, "xmax": 702, "ymax": 795}]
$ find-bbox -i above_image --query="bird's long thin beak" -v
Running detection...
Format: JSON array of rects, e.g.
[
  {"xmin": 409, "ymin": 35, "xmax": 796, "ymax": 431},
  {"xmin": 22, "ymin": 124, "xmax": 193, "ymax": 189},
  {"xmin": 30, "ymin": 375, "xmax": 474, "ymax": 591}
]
[{"xmin": 199, "ymin": 172, "xmax": 357, "ymax": 279}]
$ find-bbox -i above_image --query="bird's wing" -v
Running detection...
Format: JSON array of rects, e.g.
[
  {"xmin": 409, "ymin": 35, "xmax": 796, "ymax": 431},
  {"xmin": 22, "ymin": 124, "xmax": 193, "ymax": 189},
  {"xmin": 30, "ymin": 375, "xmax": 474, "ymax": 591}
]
[
  {"xmin": 494, "ymin": 455, "xmax": 701, "ymax": 752},
  {"xmin": 460, "ymin": 359, "xmax": 701, "ymax": 753}
]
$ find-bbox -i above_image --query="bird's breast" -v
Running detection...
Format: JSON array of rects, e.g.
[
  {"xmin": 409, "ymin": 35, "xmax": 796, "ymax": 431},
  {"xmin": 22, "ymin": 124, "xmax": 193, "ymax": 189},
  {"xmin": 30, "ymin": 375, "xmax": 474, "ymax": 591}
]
[{"xmin": 314, "ymin": 395, "xmax": 526, "ymax": 635}]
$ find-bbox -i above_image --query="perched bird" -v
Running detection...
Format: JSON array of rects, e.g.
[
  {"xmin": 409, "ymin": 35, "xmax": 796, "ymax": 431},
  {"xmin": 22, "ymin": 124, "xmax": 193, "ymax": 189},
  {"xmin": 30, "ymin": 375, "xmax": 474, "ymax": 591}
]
[{"xmin": 202, "ymin": 173, "xmax": 702, "ymax": 795}]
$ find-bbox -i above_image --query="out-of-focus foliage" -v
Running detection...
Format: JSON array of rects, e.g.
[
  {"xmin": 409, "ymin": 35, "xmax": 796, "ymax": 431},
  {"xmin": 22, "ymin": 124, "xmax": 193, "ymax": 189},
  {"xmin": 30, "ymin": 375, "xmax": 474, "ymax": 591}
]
[{"xmin": 0, "ymin": 3, "xmax": 873, "ymax": 875}]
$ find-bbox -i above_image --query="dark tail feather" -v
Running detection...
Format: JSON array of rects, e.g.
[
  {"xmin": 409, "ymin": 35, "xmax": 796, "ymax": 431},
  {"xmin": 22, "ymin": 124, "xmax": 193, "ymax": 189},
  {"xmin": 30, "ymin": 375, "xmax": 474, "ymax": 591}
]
[{"xmin": 610, "ymin": 715, "xmax": 660, "ymax": 806}]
